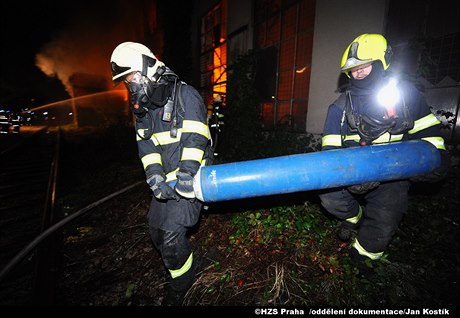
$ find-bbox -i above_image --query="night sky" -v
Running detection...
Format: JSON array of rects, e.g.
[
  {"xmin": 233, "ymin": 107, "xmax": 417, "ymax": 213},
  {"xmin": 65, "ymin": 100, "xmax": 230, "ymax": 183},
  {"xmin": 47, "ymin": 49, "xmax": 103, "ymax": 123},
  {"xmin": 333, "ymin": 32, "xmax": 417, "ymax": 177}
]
[
  {"xmin": 1, "ymin": 2, "xmax": 76, "ymax": 109},
  {"xmin": 0, "ymin": 0, "xmax": 158, "ymax": 111}
]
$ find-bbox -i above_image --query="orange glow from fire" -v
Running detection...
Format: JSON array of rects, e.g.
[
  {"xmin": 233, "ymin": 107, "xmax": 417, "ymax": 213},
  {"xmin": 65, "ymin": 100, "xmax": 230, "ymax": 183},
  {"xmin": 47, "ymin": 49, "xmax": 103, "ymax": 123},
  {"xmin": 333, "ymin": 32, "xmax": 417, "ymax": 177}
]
[{"xmin": 212, "ymin": 45, "xmax": 227, "ymax": 99}]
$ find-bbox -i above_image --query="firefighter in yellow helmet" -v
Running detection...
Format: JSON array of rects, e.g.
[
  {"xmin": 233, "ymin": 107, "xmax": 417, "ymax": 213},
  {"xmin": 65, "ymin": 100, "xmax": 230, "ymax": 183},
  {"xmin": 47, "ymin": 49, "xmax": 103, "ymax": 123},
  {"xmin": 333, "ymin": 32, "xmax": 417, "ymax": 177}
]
[
  {"xmin": 111, "ymin": 42, "xmax": 213, "ymax": 305},
  {"xmin": 319, "ymin": 34, "xmax": 449, "ymax": 275}
]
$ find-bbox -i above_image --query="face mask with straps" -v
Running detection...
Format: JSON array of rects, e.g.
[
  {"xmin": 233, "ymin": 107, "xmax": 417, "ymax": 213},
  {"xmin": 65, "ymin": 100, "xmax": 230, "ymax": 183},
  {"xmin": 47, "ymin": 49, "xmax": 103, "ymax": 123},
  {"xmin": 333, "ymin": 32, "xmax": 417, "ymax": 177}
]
[{"xmin": 130, "ymin": 71, "xmax": 182, "ymax": 141}]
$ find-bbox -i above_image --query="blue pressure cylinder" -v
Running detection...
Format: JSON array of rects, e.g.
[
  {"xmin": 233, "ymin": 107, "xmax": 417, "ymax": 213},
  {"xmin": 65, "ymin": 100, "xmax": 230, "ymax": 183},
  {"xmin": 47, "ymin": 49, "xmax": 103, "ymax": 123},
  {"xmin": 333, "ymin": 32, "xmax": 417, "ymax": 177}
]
[{"xmin": 193, "ymin": 140, "xmax": 440, "ymax": 202}]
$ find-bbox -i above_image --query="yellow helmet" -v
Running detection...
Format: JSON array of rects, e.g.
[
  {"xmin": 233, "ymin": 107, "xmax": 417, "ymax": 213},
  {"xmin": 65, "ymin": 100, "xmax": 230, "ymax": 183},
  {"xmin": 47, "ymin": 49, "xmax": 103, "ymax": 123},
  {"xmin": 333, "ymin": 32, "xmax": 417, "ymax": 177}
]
[{"xmin": 341, "ymin": 34, "xmax": 392, "ymax": 73}]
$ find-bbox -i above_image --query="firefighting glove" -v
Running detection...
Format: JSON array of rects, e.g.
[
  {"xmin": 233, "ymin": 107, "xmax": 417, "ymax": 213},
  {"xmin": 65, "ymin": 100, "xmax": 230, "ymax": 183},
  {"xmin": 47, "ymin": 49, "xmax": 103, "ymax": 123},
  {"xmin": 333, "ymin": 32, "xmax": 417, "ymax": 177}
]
[
  {"xmin": 348, "ymin": 181, "xmax": 380, "ymax": 194},
  {"xmin": 147, "ymin": 174, "xmax": 180, "ymax": 201},
  {"xmin": 410, "ymin": 150, "xmax": 449, "ymax": 183},
  {"xmin": 174, "ymin": 171, "xmax": 195, "ymax": 199}
]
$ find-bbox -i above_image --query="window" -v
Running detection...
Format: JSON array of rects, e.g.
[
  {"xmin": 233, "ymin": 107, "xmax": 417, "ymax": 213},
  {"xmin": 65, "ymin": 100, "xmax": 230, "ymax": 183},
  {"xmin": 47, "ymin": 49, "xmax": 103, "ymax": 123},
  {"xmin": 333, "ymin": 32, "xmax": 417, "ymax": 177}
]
[
  {"xmin": 424, "ymin": 32, "xmax": 460, "ymax": 84},
  {"xmin": 254, "ymin": 0, "xmax": 315, "ymax": 131},
  {"xmin": 200, "ymin": 1, "xmax": 228, "ymax": 106}
]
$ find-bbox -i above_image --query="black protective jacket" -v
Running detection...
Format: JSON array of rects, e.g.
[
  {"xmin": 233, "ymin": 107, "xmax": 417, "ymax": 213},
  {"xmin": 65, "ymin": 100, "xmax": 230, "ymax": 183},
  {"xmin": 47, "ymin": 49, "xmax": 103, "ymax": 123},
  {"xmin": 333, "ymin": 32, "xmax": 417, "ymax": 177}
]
[
  {"xmin": 322, "ymin": 77, "xmax": 446, "ymax": 152},
  {"xmin": 134, "ymin": 82, "xmax": 213, "ymax": 182}
]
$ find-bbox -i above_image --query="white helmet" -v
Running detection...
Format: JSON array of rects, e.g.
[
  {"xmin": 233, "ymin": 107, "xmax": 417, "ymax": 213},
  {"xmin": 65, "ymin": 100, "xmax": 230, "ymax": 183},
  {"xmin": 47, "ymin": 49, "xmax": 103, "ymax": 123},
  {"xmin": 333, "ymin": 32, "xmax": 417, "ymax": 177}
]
[{"xmin": 110, "ymin": 42, "xmax": 165, "ymax": 84}]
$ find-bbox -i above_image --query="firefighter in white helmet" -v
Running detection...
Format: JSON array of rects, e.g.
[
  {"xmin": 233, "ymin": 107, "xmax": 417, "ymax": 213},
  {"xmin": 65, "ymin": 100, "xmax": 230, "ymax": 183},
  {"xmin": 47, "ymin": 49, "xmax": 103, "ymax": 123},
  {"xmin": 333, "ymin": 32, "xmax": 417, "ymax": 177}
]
[{"xmin": 111, "ymin": 42, "xmax": 213, "ymax": 305}]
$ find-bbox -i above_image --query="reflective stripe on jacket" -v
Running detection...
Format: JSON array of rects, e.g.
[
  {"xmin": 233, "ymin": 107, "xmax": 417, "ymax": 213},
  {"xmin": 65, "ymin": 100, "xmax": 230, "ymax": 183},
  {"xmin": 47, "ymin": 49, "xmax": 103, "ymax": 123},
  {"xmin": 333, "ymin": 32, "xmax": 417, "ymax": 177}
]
[{"xmin": 135, "ymin": 83, "xmax": 212, "ymax": 181}]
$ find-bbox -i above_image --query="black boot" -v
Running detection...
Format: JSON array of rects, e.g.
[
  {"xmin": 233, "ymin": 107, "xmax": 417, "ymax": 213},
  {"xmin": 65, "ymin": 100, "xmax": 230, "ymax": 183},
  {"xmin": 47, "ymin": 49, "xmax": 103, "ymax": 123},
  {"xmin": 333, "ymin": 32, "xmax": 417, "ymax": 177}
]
[
  {"xmin": 162, "ymin": 259, "xmax": 196, "ymax": 306},
  {"xmin": 337, "ymin": 222, "xmax": 358, "ymax": 242},
  {"xmin": 163, "ymin": 284, "xmax": 188, "ymax": 306},
  {"xmin": 338, "ymin": 226, "xmax": 354, "ymax": 242},
  {"xmin": 350, "ymin": 248, "xmax": 375, "ymax": 278}
]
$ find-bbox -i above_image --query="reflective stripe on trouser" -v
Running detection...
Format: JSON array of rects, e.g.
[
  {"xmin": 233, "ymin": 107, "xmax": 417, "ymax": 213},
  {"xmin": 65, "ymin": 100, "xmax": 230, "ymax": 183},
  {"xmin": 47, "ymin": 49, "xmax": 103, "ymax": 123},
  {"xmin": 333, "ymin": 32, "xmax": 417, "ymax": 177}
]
[
  {"xmin": 169, "ymin": 252, "xmax": 193, "ymax": 278},
  {"xmin": 319, "ymin": 188, "xmax": 362, "ymax": 228},
  {"xmin": 345, "ymin": 205, "xmax": 362, "ymax": 225},
  {"xmin": 148, "ymin": 196, "xmax": 202, "ymax": 291},
  {"xmin": 352, "ymin": 180, "xmax": 409, "ymax": 260},
  {"xmin": 352, "ymin": 238, "xmax": 383, "ymax": 260}
]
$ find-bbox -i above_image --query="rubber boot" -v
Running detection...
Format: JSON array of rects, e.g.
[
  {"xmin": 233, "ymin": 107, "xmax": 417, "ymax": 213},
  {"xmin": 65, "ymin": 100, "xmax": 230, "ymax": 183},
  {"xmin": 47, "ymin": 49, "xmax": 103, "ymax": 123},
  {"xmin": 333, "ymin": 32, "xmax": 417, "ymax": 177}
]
[
  {"xmin": 162, "ymin": 261, "xmax": 196, "ymax": 306},
  {"xmin": 163, "ymin": 283, "xmax": 188, "ymax": 306},
  {"xmin": 337, "ymin": 221, "xmax": 358, "ymax": 242},
  {"xmin": 350, "ymin": 248, "xmax": 375, "ymax": 278}
]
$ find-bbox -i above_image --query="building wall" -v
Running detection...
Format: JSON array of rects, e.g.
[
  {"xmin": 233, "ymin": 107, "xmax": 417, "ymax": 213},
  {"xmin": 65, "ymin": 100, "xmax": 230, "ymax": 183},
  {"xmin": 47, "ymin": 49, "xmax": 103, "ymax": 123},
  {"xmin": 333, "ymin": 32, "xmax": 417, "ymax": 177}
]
[
  {"xmin": 306, "ymin": 0, "xmax": 389, "ymax": 134},
  {"xmin": 191, "ymin": 0, "xmax": 389, "ymax": 134}
]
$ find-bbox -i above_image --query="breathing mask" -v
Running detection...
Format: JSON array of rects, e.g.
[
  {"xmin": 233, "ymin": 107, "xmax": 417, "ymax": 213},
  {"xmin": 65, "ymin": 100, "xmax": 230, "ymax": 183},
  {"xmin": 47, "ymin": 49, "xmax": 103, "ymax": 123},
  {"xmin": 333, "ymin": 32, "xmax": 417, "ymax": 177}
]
[{"xmin": 124, "ymin": 67, "xmax": 178, "ymax": 121}]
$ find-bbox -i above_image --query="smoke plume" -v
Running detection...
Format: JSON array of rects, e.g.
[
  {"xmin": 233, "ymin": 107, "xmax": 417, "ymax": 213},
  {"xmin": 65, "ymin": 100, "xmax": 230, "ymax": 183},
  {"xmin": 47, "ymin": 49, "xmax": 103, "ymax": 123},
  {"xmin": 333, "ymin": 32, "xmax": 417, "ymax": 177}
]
[{"xmin": 35, "ymin": 1, "xmax": 159, "ymax": 97}]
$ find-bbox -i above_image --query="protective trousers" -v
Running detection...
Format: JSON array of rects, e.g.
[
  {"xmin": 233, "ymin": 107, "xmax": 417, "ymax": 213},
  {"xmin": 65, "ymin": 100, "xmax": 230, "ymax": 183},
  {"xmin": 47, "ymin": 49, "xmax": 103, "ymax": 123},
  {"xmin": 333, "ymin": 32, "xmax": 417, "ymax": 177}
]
[
  {"xmin": 148, "ymin": 197, "xmax": 202, "ymax": 305},
  {"xmin": 319, "ymin": 180, "xmax": 409, "ymax": 263}
]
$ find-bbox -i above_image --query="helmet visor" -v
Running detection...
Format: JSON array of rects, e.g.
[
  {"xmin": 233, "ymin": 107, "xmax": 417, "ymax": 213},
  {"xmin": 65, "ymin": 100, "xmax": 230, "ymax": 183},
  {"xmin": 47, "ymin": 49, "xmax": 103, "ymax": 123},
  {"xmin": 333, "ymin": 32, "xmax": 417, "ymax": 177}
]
[
  {"xmin": 124, "ymin": 72, "xmax": 143, "ymax": 84},
  {"xmin": 342, "ymin": 42, "xmax": 373, "ymax": 72},
  {"xmin": 111, "ymin": 62, "xmax": 132, "ymax": 84}
]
